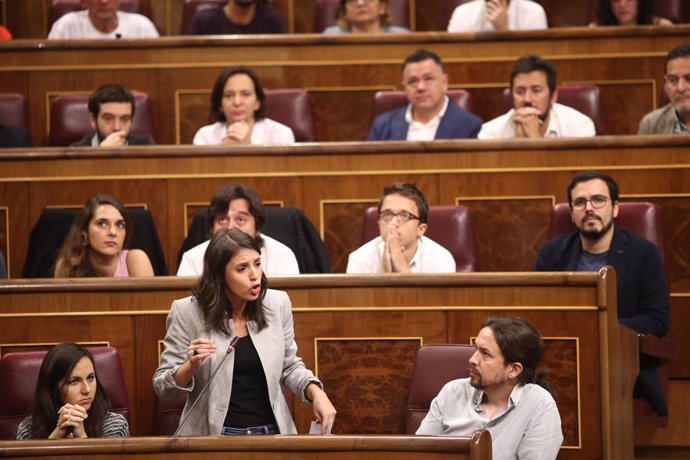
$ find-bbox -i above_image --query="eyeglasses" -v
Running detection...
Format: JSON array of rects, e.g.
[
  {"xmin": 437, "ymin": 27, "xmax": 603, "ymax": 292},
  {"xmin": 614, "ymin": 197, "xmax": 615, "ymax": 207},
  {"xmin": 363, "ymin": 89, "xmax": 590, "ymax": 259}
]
[
  {"xmin": 378, "ymin": 210, "xmax": 420, "ymax": 223},
  {"xmin": 346, "ymin": 0, "xmax": 375, "ymax": 4},
  {"xmin": 571, "ymin": 195, "xmax": 609, "ymax": 211}
]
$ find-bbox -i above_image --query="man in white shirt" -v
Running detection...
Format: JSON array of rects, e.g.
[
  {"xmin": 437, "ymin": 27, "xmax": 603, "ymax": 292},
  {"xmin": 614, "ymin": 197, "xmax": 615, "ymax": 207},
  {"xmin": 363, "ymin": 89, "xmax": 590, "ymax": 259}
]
[
  {"xmin": 479, "ymin": 55, "xmax": 596, "ymax": 139},
  {"xmin": 417, "ymin": 316, "xmax": 563, "ymax": 460},
  {"xmin": 346, "ymin": 183, "xmax": 455, "ymax": 274},
  {"xmin": 48, "ymin": 0, "xmax": 159, "ymax": 39},
  {"xmin": 177, "ymin": 184, "xmax": 299, "ymax": 276},
  {"xmin": 447, "ymin": 0, "xmax": 547, "ymax": 33}
]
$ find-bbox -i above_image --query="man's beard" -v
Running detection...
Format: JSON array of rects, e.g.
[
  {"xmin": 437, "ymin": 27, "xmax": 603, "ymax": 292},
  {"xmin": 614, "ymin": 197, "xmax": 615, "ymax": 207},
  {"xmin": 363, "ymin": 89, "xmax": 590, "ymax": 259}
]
[{"xmin": 578, "ymin": 215, "xmax": 614, "ymax": 241}]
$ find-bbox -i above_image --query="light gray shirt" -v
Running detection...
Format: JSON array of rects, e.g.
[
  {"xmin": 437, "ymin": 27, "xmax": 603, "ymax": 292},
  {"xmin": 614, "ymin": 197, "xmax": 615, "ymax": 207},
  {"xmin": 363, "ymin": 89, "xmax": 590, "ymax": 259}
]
[{"xmin": 416, "ymin": 378, "xmax": 563, "ymax": 460}]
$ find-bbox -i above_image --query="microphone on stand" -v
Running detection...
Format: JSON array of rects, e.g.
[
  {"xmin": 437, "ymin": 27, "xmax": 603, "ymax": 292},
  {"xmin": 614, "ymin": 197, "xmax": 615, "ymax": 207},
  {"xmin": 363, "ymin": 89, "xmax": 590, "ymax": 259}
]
[{"xmin": 173, "ymin": 336, "xmax": 240, "ymax": 437}]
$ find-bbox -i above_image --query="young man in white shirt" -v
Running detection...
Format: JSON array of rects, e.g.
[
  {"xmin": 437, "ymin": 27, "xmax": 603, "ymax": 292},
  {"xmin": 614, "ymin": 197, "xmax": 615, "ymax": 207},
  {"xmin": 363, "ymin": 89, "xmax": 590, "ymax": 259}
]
[
  {"xmin": 178, "ymin": 184, "xmax": 299, "ymax": 276},
  {"xmin": 346, "ymin": 183, "xmax": 455, "ymax": 274},
  {"xmin": 479, "ymin": 55, "xmax": 596, "ymax": 139}
]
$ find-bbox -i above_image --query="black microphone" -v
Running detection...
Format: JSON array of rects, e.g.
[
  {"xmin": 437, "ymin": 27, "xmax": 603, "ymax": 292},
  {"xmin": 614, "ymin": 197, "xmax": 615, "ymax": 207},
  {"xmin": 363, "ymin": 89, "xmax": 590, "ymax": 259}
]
[
  {"xmin": 173, "ymin": 336, "xmax": 240, "ymax": 437},
  {"xmin": 115, "ymin": 33, "xmax": 122, "ymax": 39}
]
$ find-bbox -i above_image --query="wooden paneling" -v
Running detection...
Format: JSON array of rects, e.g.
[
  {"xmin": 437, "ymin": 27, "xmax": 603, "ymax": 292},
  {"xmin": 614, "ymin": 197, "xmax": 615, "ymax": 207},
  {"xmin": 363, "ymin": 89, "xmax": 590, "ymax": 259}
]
[{"xmin": 0, "ymin": 271, "xmax": 636, "ymax": 459}]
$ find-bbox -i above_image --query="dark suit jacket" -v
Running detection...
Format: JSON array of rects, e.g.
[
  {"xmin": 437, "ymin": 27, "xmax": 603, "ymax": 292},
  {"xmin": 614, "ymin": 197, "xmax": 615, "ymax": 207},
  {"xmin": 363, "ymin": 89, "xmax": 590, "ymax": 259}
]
[
  {"xmin": 534, "ymin": 228, "xmax": 670, "ymax": 415},
  {"xmin": 70, "ymin": 132, "xmax": 155, "ymax": 147},
  {"xmin": 366, "ymin": 101, "xmax": 482, "ymax": 141},
  {"xmin": 0, "ymin": 124, "xmax": 32, "ymax": 147},
  {"xmin": 534, "ymin": 229, "xmax": 669, "ymax": 336}
]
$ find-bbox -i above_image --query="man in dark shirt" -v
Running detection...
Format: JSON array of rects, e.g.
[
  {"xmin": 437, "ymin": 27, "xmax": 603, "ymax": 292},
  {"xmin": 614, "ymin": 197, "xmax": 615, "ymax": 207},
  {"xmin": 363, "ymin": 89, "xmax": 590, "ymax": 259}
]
[
  {"xmin": 0, "ymin": 124, "xmax": 32, "ymax": 147},
  {"xmin": 534, "ymin": 171, "xmax": 670, "ymax": 416},
  {"xmin": 186, "ymin": 0, "xmax": 288, "ymax": 35},
  {"xmin": 71, "ymin": 83, "xmax": 154, "ymax": 147}
]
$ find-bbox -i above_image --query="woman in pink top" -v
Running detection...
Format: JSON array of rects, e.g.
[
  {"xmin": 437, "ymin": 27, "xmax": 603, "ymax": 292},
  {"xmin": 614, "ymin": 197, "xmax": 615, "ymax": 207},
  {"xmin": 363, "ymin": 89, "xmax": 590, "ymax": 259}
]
[{"xmin": 54, "ymin": 194, "xmax": 153, "ymax": 278}]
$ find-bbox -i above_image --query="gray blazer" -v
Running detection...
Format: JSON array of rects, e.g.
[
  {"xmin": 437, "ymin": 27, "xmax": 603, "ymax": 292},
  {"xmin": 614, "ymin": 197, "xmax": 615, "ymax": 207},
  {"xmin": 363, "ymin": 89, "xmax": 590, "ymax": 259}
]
[
  {"xmin": 153, "ymin": 289, "xmax": 320, "ymax": 435},
  {"xmin": 638, "ymin": 104, "xmax": 677, "ymax": 135}
]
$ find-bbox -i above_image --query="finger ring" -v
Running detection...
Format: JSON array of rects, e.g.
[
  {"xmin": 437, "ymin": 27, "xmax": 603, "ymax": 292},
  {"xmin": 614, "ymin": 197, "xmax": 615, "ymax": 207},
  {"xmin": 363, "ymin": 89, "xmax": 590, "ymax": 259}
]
[{"xmin": 193, "ymin": 348, "xmax": 199, "ymax": 356}]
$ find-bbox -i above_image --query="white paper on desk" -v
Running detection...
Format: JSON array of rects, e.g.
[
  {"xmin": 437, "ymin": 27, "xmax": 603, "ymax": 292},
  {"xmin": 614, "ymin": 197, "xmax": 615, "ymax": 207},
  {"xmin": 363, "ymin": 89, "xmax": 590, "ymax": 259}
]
[{"xmin": 309, "ymin": 420, "xmax": 332, "ymax": 435}]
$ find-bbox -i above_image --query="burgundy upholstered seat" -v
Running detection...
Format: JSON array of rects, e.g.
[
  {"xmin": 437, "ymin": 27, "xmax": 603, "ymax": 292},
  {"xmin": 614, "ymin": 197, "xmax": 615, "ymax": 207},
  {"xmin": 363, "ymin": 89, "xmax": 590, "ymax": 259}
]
[
  {"xmin": 406, "ymin": 344, "xmax": 476, "ymax": 434},
  {"xmin": 180, "ymin": 0, "xmax": 226, "ymax": 34},
  {"xmin": 264, "ymin": 89, "xmax": 316, "ymax": 142},
  {"xmin": 0, "ymin": 93, "xmax": 28, "ymax": 130}
]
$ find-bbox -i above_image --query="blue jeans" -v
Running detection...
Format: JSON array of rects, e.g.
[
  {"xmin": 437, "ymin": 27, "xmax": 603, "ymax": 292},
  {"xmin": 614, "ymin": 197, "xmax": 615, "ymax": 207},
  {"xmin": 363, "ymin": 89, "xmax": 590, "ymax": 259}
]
[{"xmin": 221, "ymin": 424, "xmax": 279, "ymax": 435}]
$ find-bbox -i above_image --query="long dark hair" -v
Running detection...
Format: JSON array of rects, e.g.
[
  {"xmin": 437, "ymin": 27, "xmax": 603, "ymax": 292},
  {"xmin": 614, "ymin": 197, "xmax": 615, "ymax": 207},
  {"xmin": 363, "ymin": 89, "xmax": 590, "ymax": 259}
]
[
  {"xmin": 25, "ymin": 343, "xmax": 111, "ymax": 438},
  {"xmin": 484, "ymin": 316, "xmax": 553, "ymax": 394},
  {"xmin": 193, "ymin": 228, "xmax": 269, "ymax": 335},
  {"xmin": 597, "ymin": 0, "xmax": 655, "ymax": 25},
  {"xmin": 53, "ymin": 194, "xmax": 133, "ymax": 278}
]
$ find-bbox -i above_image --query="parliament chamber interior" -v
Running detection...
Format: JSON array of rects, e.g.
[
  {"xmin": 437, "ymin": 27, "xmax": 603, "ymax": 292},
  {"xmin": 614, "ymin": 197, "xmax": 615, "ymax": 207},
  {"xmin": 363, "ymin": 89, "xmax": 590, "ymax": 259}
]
[{"xmin": 1, "ymin": 0, "xmax": 690, "ymax": 458}]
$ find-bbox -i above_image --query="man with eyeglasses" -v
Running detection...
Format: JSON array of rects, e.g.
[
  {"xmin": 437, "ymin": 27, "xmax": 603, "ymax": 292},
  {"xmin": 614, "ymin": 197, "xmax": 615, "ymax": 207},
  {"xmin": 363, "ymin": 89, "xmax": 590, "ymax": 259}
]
[
  {"xmin": 534, "ymin": 171, "xmax": 670, "ymax": 417},
  {"xmin": 346, "ymin": 183, "xmax": 455, "ymax": 273},
  {"xmin": 366, "ymin": 49, "xmax": 482, "ymax": 141},
  {"xmin": 639, "ymin": 43, "xmax": 690, "ymax": 135}
]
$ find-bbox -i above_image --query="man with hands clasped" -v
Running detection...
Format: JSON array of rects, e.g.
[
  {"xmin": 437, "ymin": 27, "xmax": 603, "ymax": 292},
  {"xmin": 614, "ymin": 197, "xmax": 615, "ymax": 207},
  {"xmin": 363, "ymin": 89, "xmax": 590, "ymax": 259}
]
[
  {"xmin": 447, "ymin": 0, "xmax": 547, "ymax": 33},
  {"xmin": 479, "ymin": 55, "xmax": 596, "ymax": 139},
  {"xmin": 346, "ymin": 183, "xmax": 455, "ymax": 274}
]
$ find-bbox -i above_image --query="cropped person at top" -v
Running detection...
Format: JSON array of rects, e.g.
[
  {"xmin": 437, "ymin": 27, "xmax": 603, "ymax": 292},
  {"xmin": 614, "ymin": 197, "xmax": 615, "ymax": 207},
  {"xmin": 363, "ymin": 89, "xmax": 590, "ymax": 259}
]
[
  {"xmin": 479, "ymin": 55, "xmax": 596, "ymax": 139},
  {"xmin": 193, "ymin": 67, "xmax": 295, "ymax": 145},
  {"xmin": 589, "ymin": 0, "xmax": 672, "ymax": 27},
  {"xmin": 155, "ymin": 228, "xmax": 336, "ymax": 435},
  {"xmin": 638, "ymin": 43, "xmax": 690, "ymax": 135},
  {"xmin": 447, "ymin": 0, "xmax": 547, "ymax": 32},
  {"xmin": 177, "ymin": 183, "xmax": 299, "ymax": 276},
  {"xmin": 186, "ymin": 0, "xmax": 287, "ymax": 35},
  {"xmin": 17, "ymin": 342, "xmax": 129, "ymax": 439},
  {"xmin": 53, "ymin": 194, "xmax": 154, "ymax": 278},
  {"xmin": 346, "ymin": 182, "xmax": 456, "ymax": 274},
  {"xmin": 367, "ymin": 49, "xmax": 482, "ymax": 141},
  {"xmin": 71, "ymin": 84, "xmax": 155, "ymax": 147},
  {"xmin": 323, "ymin": 0, "xmax": 409, "ymax": 34},
  {"xmin": 47, "ymin": 0, "xmax": 159, "ymax": 39}
]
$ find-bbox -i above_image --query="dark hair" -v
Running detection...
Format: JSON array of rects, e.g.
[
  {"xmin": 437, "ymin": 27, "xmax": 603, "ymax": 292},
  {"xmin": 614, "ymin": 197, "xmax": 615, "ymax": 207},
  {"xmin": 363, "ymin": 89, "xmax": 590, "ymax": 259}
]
[
  {"xmin": 377, "ymin": 182, "xmax": 429, "ymax": 224},
  {"xmin": 207, "ymin": 183, "xmax": 266, "ymax": 244},
  {"xmin": 54, "ymin": 194, "xmax": 133, "ymax": 278},
  {"xmin": 25, "ymin": 342, "xmax": 111, "ymax": 438},
  {"xmin": 193, "ymin": 228, "xmax": 269, "ymax": 334},
  {"xmin": 484, "ymin": 316, "xmax": 549, "ymax": 389},
  {"xmin": 336, "ymin": 0, "xmax": 392, "ymax": 30},
  {"xmin": 596, "ymin": 0, "xmax": 655, "ymax": 25},
  {"xmin": 402, "ymin": 49, "xmax": 444, "ymax": 74},
  {"xmin": 210, "ymin": 67, "xmax": 267, "ymax": 123},
  {"xmin": 88, "ymin": 84, "xmax": 135, "ymax": 118},
  {"xmin": 510, "ymin": 55, "xmax": 557, "ymax": 95},
  {"xmin": 566, "ymin": 171, "xmax": 619, "ymax": 207},
  {"xmin": 665, "ymin": 43, "xmax": 690, "ymax": 74}
]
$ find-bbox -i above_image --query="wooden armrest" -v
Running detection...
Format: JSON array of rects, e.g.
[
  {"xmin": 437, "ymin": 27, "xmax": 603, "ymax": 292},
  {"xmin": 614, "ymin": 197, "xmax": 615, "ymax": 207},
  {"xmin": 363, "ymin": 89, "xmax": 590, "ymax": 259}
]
[{"xmin": 638, "ymin": 335, "xmax": 677, "ymax": 360}]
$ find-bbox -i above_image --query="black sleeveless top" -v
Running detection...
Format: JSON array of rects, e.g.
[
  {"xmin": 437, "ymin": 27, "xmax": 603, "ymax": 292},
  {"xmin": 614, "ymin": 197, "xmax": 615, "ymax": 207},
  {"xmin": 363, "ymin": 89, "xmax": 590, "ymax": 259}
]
[{"xmin": 224, "ymin": 335, "xmax": 276, "ymax": 428}]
